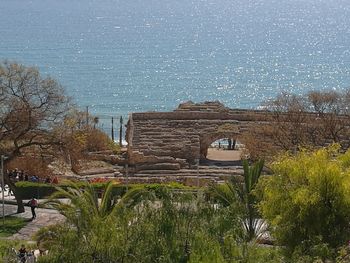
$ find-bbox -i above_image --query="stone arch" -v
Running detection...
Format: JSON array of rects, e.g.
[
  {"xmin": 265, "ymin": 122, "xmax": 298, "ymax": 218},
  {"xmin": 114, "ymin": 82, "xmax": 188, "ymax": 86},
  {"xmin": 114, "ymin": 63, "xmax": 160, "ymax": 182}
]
[
  {"xmin": 200, "ymin": 123, "xmax": 241, "ymax": 159},
  {"xmin": 126, "ymin": 102, "xmax": 350, "ymax": 169}
]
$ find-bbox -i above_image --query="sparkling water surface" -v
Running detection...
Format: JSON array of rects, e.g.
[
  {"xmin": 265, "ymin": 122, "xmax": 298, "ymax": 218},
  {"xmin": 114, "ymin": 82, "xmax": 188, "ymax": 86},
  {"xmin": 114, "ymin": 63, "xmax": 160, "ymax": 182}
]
[{"xmin": 1, "ymin": 0, "xmax": 350, "ymax": 124}]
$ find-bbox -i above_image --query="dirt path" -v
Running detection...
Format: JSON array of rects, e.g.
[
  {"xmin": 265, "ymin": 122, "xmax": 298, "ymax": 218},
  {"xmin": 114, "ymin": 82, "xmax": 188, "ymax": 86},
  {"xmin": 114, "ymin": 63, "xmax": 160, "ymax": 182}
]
[{"xmin": 206, "ymin": 148, "xmax": 242, "ymax": 161}]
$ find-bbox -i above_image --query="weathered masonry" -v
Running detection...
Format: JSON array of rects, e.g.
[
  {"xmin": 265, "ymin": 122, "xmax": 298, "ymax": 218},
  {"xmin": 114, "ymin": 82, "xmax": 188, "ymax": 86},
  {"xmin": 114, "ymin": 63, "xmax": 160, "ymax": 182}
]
[
  {"xmin": 126, "ymin": 101, "xmax": 277, "ymax": 168},
  {"xmin": 126, "ymin": 101, "xmax": 350, "ymax": 168},
  {"xmin": 124, "ymin": 101, "xmax": 350, "ymax": 183}
]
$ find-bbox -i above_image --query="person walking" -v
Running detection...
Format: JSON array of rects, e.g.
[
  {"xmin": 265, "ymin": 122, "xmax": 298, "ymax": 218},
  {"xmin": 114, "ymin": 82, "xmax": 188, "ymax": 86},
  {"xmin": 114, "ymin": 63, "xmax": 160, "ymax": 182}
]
[{"xmin": 28, "ymin": 197, "xmax": 38, "ymax": 220}]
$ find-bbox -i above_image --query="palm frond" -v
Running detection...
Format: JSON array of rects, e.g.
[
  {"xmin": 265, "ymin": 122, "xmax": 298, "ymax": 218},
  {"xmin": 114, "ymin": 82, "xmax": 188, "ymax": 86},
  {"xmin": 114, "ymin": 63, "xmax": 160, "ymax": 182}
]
[
  {"xmin": 118, "ymin": 186, "xmax": 150, "ymax": 208},
  {"xmin": 99, "ymin": 181, "xmax": 117, "ymax": 217},
  {"xmin": 210, "ymin": 182, "xmax": 236, "ymax": 207},
  {"xmin": 211, "ymin": 159, "xmax": 265, "ymax": 242}
]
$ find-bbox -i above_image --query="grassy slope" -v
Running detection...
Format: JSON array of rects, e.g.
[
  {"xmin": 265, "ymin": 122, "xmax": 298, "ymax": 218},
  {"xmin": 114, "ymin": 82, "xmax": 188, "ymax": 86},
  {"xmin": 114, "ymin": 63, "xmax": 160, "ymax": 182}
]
[{"xmin": 0, "ymin": 216, "xmax": 28, "ymax": 237}]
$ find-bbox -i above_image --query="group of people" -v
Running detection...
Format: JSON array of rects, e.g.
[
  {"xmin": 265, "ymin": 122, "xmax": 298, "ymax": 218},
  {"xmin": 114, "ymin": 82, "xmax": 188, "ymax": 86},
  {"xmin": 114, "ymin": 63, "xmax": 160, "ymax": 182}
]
[
  {"xmin": 7, "ymin": 169, "xmax": 40, "ymax": 183},
  {"xmin": 18, "ymin": 244, "xmax": 33, "ymax": 263},
  {"xmin": 17, "ymin": 244, "xmax": 46, "ymax": 263},
  {"xmin": 6, "ymin": 169, "xmax": 59, "ymax": 184}
]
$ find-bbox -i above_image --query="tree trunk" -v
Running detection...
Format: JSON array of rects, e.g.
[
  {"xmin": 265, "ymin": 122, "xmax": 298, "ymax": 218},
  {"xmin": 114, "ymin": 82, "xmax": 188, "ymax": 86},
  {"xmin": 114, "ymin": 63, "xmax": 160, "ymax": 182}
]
[
  {"xmin": 4, "ymin": 169, "xmax": 25, "ymax": 213},
  {"xmin": 13, "ymin": 186, "xmax": 25, "ymax": 213}
]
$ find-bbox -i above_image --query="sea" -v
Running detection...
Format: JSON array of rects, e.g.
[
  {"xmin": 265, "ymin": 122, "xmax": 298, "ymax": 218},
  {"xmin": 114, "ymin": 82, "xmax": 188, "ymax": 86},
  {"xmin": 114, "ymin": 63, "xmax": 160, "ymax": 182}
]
[{"xmin": 1, "ymin": 0, "xmax": 350, "ymax": 134}]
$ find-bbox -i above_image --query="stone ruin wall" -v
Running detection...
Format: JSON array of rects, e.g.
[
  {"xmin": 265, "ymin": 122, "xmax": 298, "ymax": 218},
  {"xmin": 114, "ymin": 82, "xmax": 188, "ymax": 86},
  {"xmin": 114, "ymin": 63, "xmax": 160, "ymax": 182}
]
[
  {"xmin": 126, "ymin": 101, "xmax": 276, "ymax": 167},
  {"xmin": 126, "ymin": 101, "xmax": 350, "ymax": 169}
]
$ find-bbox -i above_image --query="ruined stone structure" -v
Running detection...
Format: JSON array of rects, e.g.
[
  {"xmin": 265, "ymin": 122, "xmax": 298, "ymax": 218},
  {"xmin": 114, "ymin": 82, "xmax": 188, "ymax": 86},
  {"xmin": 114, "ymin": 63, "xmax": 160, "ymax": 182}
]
[
  {"xmin": 126, "ymin": 101, "xmax": 275, "ymax": 168},
  {"xmin": 124, "ymin": 101, "xmax": 350, "ymax": 184}
]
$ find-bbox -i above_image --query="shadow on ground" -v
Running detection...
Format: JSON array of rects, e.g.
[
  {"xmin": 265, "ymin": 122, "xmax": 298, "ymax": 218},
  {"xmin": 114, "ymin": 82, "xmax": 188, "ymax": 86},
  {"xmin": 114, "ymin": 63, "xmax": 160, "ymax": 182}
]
[{"xmin": 200, "ymin": 158, "xmax": 243, "ymax": 167}]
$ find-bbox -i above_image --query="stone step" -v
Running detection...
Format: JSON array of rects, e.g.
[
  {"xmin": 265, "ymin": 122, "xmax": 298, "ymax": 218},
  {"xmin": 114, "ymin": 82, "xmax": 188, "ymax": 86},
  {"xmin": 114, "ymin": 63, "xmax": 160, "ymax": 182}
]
[
  {"xmin": 199, "ymin": 166, "xmax": 243, "ymax": 170},
  {"xmin": 78, "ymin": 168, "xmax": 116, "ymax": 176},
  {"xmin": 136, "ymin": 163, "xmax": 181, "ymax": 171},
  {"xmin": 117, "ymin": 175, "xmax": 220, "ymax": 183},
  {"xmin": 133, "ymin": 172, "xmax": 242, "ymax": 178},
  {"xmin": 133, "ymin": 169, "xmax": 184, "ymax": 175},
  {"xmin": 81, "ymin": 173, "xmax": 116, "ymax": 178},
  {"xmin": 136, "ymin": 169, "xmax": 243, "ymax": 175}
]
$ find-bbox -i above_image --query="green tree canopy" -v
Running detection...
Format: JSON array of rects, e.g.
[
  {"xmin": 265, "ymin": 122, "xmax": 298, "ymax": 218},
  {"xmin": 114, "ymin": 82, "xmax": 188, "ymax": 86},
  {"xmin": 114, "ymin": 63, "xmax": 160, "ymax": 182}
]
[{"xmin": 258, "ymin": 145, "xmax": 350, "ymax": 256}]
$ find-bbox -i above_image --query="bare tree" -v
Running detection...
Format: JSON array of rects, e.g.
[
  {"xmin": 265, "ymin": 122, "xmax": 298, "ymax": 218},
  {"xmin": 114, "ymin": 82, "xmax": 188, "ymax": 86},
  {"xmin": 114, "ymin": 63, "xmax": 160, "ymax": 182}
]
[
  {"xmin": 256, "ymin": 90, "xmax": 350, "ymax": 158},
  {"xmin": 0, "ymin": 61, "xmax": 71, "ymax": 212},
  {"xmin": 262, "ymin": 92, "xmax": 313, "ymax": 150},
  {"xmin": 307, "ymin": 90, "xmax": 349, "ymax": 142}
]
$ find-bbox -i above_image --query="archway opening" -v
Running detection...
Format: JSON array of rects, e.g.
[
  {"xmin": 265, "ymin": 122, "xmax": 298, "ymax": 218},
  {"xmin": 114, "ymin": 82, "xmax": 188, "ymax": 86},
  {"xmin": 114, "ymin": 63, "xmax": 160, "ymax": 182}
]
[{"xmin": 201, "ymin": 137, "xmax": 246, "ymax": 166}]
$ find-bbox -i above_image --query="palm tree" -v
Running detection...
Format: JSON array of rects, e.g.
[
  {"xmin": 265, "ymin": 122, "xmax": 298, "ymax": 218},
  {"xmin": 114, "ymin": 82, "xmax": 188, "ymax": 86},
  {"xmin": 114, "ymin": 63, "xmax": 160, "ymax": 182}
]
[
  {"xmin": 211, "ymin": 159, "xmax": 265, "ymax": 242},
  {"xmin": 35, "ymin": 182, "xmax": 151, "ymax": 262},
  {"xmin": 240, "ymin": 159, "xmax": 265, "ymax": 241},
  {"xmin": 46, "ymin": 181, "xmax": 149, "ymax": 231},
  {"xmin": 46, "ymin": 181, "xmax": 111, "ymax": 232}
]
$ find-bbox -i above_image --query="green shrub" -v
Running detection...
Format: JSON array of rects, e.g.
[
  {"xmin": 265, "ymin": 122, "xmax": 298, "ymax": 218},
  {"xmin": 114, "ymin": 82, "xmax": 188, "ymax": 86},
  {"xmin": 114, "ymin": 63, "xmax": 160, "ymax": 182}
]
[
  {"xmin": 15, "ymin": 181, "xmax": 121, "ymax": 199},
  {"xmin": 15, "ymin": 181, "xmax": 191, "ymax": 200},
  {"xmin": 36, "ymin": 187, "xmax": 240, "ymax": 263},
  {"xmin": 258, "ymin": 145, "xmax": 350, "ymax": 258},
  {"xmin": 15, "ymin": 181, "xmax": 57, "ymax": 199}
]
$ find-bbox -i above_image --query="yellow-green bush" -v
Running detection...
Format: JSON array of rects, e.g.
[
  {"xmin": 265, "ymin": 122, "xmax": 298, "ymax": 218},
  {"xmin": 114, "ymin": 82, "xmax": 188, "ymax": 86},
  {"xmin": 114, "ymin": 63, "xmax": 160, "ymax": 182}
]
[{"xmin": 258, "ymin": 145, "xmax": 350, "ymax": 258}]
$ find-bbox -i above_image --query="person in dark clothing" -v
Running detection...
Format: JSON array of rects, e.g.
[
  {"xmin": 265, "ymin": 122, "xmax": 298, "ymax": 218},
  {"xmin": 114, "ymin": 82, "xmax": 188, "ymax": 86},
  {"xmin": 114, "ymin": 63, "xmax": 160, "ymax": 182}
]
[
  {"xmin": 18, "ymin": 244, "xmax": 26, "ymax": 263},
  {"xmin": 28, "ymin": 197, "xmax": 38, "ymax": 219},
  {"xmin": 30, "ymin": 175, "xmax": 39, "ymax": 182},
  {"xmin": 13, "ymin": 169, "xmax": 18, "ymax": 180},
  {"xmin": 7, "ymin": 170, "xmax": 12, "ymax": 179},
  {"xmin": 18, "ymin": 171, "xmax": 24, "ymax": 181},
  {"xmin": 45, "ymin": 176, "xmax": 51, "ymax": 183}
]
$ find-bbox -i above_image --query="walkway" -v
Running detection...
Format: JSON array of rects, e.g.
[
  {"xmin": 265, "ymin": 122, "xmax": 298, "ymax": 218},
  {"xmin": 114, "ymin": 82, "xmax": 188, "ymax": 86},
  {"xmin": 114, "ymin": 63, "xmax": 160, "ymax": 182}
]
[{"xmin": 2, "ymin": 203, "xmax": 65, "ymax": 241}]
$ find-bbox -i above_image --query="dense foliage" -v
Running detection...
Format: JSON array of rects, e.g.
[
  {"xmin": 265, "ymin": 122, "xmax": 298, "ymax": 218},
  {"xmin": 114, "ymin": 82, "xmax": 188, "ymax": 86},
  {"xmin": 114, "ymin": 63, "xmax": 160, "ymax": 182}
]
[
  {"xmin": 9, "ymin": 146, "xmax": 350, "ymax": 262},
  {"xmin": 210, "ymin": 159, "xmax": 265, "ymax": 242},
  {"xmin": 34, "ymin": 181, "xmax": 282, "ymax": 263},
  {"xmin": 258, "ymin": 145, "xmax": 350, "ymax": 261}
]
